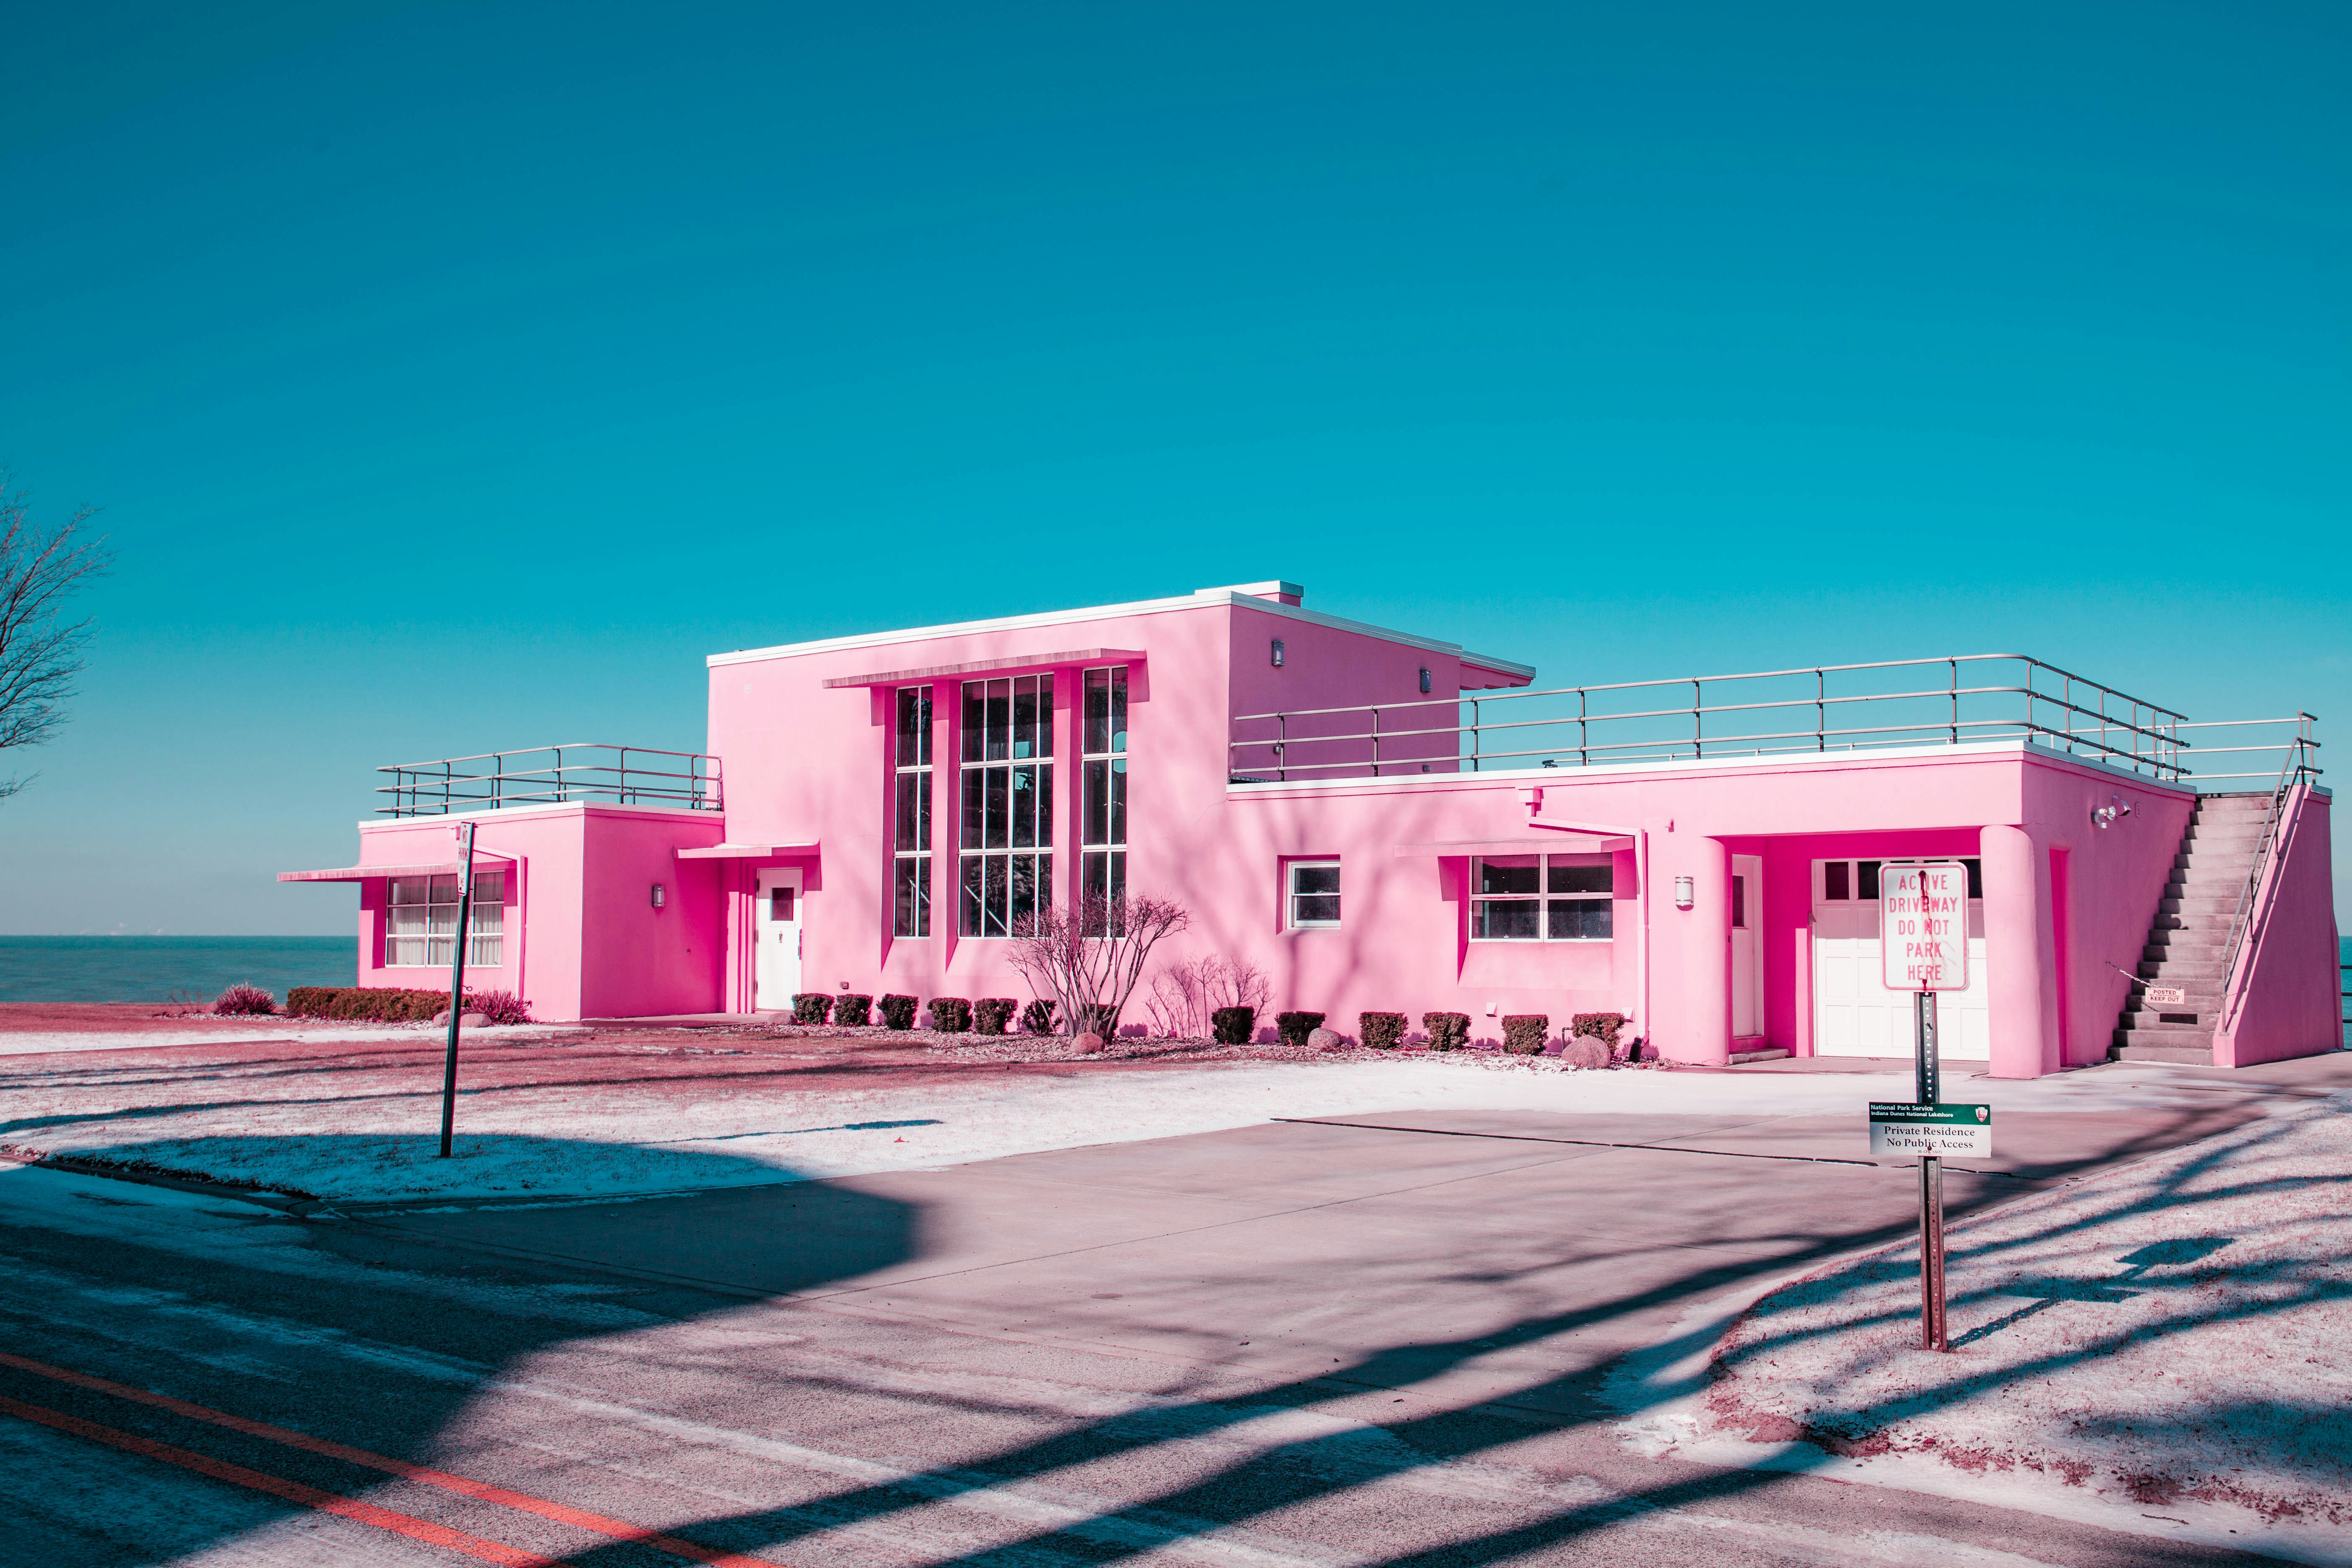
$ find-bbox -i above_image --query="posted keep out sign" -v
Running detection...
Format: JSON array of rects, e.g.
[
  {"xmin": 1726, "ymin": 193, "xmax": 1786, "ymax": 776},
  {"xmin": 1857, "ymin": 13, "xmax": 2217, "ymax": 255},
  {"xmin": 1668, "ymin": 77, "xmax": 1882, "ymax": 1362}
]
[{"xmin": 1881, "ymin": 861, "xmax": 1968, "ymax": 991}]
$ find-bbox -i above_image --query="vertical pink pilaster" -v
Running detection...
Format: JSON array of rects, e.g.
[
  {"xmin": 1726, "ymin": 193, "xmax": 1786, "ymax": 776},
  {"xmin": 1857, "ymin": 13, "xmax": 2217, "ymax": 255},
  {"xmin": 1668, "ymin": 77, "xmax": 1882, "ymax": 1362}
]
[
  {"xmin": 1668, "ymin": 837, "xmax": 1733, "ymax": 1065},
  {"xmin": 1980, "ymin": 824, "xmax": 2052, "ymax": 1078}
]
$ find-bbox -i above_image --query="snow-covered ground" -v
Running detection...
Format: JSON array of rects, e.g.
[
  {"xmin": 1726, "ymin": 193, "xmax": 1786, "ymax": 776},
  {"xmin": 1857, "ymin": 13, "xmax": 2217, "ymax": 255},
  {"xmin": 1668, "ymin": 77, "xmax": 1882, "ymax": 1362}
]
[
  {"xmin": 1619, "ymin": 1091, "xmax": 2352, "ymax": 1561},
  {"xmin": 0, "ymin": 1021, "xmax": 570, "ymax": 1056},
  {"xmin": 2, "ymin": 1030, "xmax": 2252, "ymax": 1207}
]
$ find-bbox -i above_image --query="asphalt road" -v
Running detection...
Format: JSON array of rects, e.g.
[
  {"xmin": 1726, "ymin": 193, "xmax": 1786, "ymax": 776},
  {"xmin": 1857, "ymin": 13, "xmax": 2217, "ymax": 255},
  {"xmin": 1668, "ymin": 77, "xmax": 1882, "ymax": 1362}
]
[{"xmin": 0, "ymin": 1067, "xmax": 2324, "ymax": 1568}]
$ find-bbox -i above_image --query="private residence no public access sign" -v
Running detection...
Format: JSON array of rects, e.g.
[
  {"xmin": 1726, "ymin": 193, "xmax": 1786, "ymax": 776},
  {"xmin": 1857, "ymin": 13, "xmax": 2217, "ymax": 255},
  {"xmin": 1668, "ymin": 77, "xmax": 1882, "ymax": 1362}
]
[
  {"xmin": 1870, "ymin": 1102, "xmax": 1993, "ymax": 1158},
  {"xmin": 1880, "ymin": 861, "xmax": 1969, "ymax": 991}
]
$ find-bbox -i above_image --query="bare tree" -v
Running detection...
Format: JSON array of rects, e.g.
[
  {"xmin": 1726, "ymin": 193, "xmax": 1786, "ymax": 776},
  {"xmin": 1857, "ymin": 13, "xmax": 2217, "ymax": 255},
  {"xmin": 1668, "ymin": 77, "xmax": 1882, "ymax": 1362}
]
[
  {"xmin": 1144, "ymin": 953, "xmax": 1270, "ymax": 1040},
  {"xmin": 0, "ymin": 477, "xmax": 110, "ymax": 799},
  {"xmin": 1006, "ymin": 892, "xmax": 1191, "ymax": 1037}
]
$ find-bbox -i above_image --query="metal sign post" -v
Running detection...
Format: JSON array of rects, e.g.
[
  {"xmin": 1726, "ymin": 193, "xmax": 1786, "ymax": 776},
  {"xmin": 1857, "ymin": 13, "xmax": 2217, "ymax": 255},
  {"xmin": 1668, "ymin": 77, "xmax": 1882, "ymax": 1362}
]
[
  {"xmin": 1875, "ymin": 860, "xmax": 1971, "ymax": 1352},
  {"xmin": 438, "ymin": 819, "xmax": 478, "ymax": 1160}
]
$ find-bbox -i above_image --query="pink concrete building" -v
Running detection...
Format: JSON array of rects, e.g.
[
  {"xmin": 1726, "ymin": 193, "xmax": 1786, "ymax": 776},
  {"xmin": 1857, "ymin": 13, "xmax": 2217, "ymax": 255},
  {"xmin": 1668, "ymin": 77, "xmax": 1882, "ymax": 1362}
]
[{"xmin": 283, "ymin": 581, "xmax": 2338, "ymax": 1075}]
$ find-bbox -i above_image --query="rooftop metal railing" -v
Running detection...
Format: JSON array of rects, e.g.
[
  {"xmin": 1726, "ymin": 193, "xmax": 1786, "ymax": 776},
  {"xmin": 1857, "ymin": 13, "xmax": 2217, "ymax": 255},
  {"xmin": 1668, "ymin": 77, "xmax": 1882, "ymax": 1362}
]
[
  {"xmin": 376, "ymin": 743, "xmax": 722, "ymax": 817},
  {"xmin": 1230, "ymin": 654, "xmax": 2321, "ymax": 789}
]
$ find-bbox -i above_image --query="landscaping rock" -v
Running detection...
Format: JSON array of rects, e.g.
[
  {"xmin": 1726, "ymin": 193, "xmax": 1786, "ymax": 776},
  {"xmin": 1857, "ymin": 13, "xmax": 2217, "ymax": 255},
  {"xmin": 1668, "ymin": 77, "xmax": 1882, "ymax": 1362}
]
[
  {"xmin": 1308, "ymin": 1027, "xmax": 1345, "ymax": 1051},
  {"xmin": 1072, "ymin": 1032, "xmax": 1105, "ymax": 1055},
  {"xmin": 1560, "ymin": 1035, "xmax": 1610, "ymax": 1070},
  {"xmin": 459, "ymin": 1011, "xmax": 489, "ymax": 1029}
]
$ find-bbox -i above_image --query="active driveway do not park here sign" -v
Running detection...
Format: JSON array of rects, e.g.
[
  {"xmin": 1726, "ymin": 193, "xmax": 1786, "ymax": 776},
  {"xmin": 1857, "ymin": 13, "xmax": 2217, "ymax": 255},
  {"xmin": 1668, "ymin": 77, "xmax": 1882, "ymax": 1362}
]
[
  {"xmin": 1880, "ymin": 860, "xmax": 1970, "ymax": 990},
  {"xmin": 1870, "ymin": 1102, "xmax": 1993, "ymax": 1158}
]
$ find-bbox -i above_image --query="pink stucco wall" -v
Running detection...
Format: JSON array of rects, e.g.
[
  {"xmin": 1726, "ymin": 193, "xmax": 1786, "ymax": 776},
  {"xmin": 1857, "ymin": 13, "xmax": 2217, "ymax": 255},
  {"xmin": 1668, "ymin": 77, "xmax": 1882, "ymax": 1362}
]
[{"xmin": 2215, "ymin": 788, "xmax": 2340, "ymax": 1068}]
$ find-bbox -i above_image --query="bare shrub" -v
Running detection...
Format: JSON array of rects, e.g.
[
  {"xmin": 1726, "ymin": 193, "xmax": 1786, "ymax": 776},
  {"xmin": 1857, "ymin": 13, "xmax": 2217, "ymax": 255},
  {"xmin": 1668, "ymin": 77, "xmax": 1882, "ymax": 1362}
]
[
  {"xmin": 0, "ymin": 476, "xmax": 111, "ymax": 799},
  {"xmin": 1142, "ymin": 953, "xmax": 1270, "ymax": 1040},
  {"xmin": 1006, "ymin": 892, "xmax": 1190, "ymax": 1036},
  {"xmin": 211, "ymin": 983, "xmax": 276, "ymax": 1016}
]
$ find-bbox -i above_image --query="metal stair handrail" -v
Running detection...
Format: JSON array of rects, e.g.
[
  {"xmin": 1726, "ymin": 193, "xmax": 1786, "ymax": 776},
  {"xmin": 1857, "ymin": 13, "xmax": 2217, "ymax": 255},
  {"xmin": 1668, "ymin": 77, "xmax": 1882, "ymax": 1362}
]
[{"xmin": 2217, "ymin": 712, "xmax": 2320, "ymax": 1030}]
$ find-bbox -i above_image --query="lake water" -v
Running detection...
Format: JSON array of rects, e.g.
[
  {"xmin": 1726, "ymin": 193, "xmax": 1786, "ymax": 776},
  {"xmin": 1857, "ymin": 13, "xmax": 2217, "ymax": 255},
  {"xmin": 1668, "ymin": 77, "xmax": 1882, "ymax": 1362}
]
[{"xmin": 0, "ymin": 937, "xmax": 358, "ymax": 1004}]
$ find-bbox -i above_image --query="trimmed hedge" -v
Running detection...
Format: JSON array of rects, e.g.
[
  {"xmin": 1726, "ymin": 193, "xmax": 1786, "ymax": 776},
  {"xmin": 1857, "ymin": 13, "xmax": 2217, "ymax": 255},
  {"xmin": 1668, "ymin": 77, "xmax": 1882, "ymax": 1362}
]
[
  {"xmin": 792, "ymin": 993, "xmax": 833, "ymax": 1025},
  {"xmin": 1210, "ymin": 1005, "xmax": 1256, "ymax": 1045},
  {"xmin": 974, "ymin": 998, "xmax": 1017, "ymax": 1035},
  {"xmin": 1571, "ymin": 1012, "xmax": 1628, "ymax": 1050},
  {"xmin": 835, "ymin": 993, "xmax": 873, "ymax": 1026},
  {"xmin": 929, "ymin": 997, "xmax": 972, "ymax": 1033},
  {"xmin": 286, "ymin": 986, "xmax": 451, "ymax": 1022},
  {"xmin": 1421, "ymin": 1011, "xmax": 1470, "ymax": 1052},
  {"xmin": 879, "ymin": 993, "xmax": 919, "ymax": 1030},
  {"xmin": 1501, "ymin": 1014, "xmax": 1549, "ymax": 1055},
  {"xmin": 1358, "ymin": 1011, "xmax": 1406, "ymax": 1050},
  {"xmin": 1020, "ymin": 998, "xmax": 1058, "ymax": 1035},
  {"xmin": 1274, "ymin": 1010, "xmax": 1326, "ymax": 1049}
]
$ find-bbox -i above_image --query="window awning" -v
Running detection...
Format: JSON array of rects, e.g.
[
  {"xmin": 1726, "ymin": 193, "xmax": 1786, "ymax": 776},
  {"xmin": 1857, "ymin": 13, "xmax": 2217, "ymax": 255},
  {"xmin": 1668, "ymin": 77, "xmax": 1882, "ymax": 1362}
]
[
  {"xmin": 820, "ymin": 648, "xmax": 1145, "ymax": 689},
  {"xmin": 278, "ymin": 856, "xmax": 515, "ymax": 883},
  {"xmin": 674, "ymin": 841, "xmax": 820, "ymax": 860},
  {"xmin": 1394, "ymin": 835, "xmax": 1632, "ymax": 858}
]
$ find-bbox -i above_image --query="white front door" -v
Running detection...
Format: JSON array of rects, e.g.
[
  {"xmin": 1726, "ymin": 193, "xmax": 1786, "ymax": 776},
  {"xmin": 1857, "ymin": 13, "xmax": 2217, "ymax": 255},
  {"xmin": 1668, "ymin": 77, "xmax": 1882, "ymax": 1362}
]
[
  {"xmin": 1731, "ymin": 854, "xmax": 1763, "ymax": 1039},
  {"xmin": 755, "ymin": 869, "xmax": 803, "ymax": 1011},
  {"xmin": 1810, "ymin": 858, "xmax": 1990, "ymax": 1058}
]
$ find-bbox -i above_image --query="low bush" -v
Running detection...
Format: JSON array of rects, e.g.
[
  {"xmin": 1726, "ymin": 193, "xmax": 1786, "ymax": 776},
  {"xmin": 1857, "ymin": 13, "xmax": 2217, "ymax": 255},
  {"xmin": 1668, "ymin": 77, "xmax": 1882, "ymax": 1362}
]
[
  {"xmin": 1421, "ymin": 1011, "xmax": 1470, "ymax": 1052},
  {"xmin": 792, "ymin": 993, "xmax": 833, "ymax": 1025},
  {"xmin": 1274, "ymin": 1010, "xmax": 1326, "ymax": 1048},
  {"xmin": 835, "ymin": 993, "xmax": 873, "ymax": 1026},
  {"xmin": 1210, "ymin": 1005, "xmax": 1256, "ymax": 1045},
  {"xmin": 1358, "ymin": 1011, "xmax": 1406, "ymax": 1050},
  {"xmin": 286, "ymin": 986, "xmax": 452, "ymax": 1022},
  {"xmin": 929, "ymin": 997, "xmax": 972, "ymax": 1033},
  {"xmin": 469, "ymin": 989, "xmax": 532, "ymax": 1025},
  {"xmin": 212, "ymin": 983, "xmax": 276, "ymax": 1016},
  {"xmin": 879, "ymin": 993, "xmax": 919, "ymax": 1030},
  {"xmin": 1020, "ymin": 998, "xmax": 1058, "ymax": 1035},
  {"xmin": 973, "ymin": 998, "xmax": 1017, "ymax": 1035},
  {"xmin": 1501, "ymin": 1014, "xmax": 1549, "ymax": 1055},
  {"xmin": 1571, "ymin": 1012, "xmax": 1627, "ymax": 1049}
]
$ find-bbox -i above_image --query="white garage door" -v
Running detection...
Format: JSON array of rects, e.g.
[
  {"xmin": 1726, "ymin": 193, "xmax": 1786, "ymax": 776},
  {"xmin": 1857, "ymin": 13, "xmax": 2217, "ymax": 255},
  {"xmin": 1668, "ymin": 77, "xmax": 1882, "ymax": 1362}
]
[{"xmin": 1811, "ymin": 858, "xmax": 1989, "ymax": 1059}]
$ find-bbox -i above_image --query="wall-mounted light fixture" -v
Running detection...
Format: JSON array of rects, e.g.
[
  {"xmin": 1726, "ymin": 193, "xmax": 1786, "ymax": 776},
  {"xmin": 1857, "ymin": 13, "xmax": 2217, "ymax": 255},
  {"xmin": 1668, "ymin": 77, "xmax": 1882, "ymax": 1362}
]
[
  {"xmin": 1673, "ymin": 876, "xmax": 1695, "ymax": 910},
  {"xmin": 1270, "ymin": 639, "xmax": 1285, "ymax": 668},
  {"xmin": 2093, "ymin": 794, "xmax": 2134, "ymax": 829},
  {"xmin": 1418, "ymin": 667, "xmax": 1432, "ymax": 694},
  {"xmin": 650, "ymin": 883, "xmax": 665, "ymax": 908}
]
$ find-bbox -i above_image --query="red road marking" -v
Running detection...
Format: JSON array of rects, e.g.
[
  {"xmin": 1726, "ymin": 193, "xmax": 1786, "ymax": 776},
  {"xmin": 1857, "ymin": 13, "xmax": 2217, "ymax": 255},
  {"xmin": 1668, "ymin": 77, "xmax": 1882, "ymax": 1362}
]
[
  {"xmin": 0, "ymin": 1351, "xmax": 787, "ymax": 1568},
  {"xmin": 0, "ymin": 1391, "xmax": 557, "ymax": 1567}
]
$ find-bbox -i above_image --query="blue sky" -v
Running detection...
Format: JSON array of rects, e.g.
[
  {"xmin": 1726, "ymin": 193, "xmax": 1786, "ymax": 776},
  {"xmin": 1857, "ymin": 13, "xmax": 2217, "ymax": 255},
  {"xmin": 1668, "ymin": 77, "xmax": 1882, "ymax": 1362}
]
[{"xmin": 2, "ymin": 0, "xmax": 2344, "ymax": 933}]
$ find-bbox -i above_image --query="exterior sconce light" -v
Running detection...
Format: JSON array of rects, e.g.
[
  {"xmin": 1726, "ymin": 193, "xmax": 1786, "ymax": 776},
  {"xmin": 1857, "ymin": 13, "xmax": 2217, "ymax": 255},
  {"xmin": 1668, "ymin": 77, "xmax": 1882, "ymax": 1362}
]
[
  {"xmin": 1673, "ymin": 876, "xmax": 1695, "ymax": 910},
  {"xmin": 2093, "ymin": 794, "xmax": 2134, "ymax": 829},
  {"xmin": 1418, "ymin": 667, "xmax": 1432, "ymax": 694},
  {"xmin": 1270, "ymin": 639, "xmax": 1285, "ymax": 668},
  {"xmin": 650, "ymin": 883, "xmax": 665, "ymax": 908}
]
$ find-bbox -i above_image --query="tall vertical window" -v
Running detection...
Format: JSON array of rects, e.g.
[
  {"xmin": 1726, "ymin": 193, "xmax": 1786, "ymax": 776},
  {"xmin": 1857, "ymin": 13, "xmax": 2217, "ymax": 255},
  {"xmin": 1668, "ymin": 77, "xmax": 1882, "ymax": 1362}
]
[
  {"xmin": 959, "ymin": 674, "xmax": 1053, "ymax": 936},
  {"xmin": 1081, "ymin": 665, "xmax": 1128, "ymax": 926},
  {"xmin": 893, "ymin": 686, "xmax": 934, "ymax": 937},
  {"xmin": 387, "ymin": 871, "xmax": 505, "ymax": 967}
]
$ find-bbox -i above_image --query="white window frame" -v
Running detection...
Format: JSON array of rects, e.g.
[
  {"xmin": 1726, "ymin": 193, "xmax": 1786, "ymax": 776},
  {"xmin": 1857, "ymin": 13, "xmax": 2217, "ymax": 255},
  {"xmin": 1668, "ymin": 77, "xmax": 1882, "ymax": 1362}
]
[
  {"xmin": 1286, "ymin": 859, "xmax": 1341, "ymax": 929},
  {"xmin": 958, "ymin": 673, "xmax": 1054, "ymax": 937},
  {"xmin": 1468, "ymin": 854, "xmax": 1612, "ymax": 942},
  {"xmin": 386, "ymin": 871, "xmax": 505, "ymax": 967},
  {"xmin": 892, "ymin": 684, "xmax": 934, "ymax": 938},
  {"xmin": 1080, "ymin": 665, "xmax": 1128, "ymax": 930}
]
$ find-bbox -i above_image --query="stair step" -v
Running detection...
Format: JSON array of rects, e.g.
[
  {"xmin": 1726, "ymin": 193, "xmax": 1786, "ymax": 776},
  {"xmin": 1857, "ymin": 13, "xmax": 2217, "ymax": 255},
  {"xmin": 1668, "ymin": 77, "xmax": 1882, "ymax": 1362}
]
[{"xmin": 2108, "ymin": 1043, "xmax": 2216, "ymax": 1065}]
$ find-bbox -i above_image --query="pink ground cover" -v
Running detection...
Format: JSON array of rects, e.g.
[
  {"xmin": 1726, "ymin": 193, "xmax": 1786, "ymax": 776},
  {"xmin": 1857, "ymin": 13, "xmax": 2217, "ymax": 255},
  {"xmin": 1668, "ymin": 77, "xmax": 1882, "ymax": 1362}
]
[{"xmin": 1701, "ymin": 1094, "xmax": 2352, "ymax": 1526}]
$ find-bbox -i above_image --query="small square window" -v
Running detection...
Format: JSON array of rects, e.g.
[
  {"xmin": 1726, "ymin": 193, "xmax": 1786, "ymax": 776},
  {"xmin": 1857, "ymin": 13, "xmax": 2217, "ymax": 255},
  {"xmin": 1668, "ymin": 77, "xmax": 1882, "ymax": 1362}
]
[
  {"xmin": 1823, "ymin": 861, "xmax": 1851, "ymax": 901},
  {"xmin": 1287, "ymin": 860, "xmax": 1341, "ymax": 928}
]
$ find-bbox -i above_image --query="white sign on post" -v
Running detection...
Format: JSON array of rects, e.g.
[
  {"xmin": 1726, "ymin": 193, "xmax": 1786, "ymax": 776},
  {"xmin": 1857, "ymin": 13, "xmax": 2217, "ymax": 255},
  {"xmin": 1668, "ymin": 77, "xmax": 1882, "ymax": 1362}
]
[{"xmin": 1880, "ymin": 861, "xmax": 1969, "ymax": 991}]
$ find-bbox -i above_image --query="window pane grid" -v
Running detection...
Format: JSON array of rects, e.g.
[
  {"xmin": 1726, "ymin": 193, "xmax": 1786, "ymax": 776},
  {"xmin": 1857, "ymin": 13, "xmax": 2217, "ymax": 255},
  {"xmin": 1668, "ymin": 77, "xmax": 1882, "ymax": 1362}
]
[
  {"xmin": 1470, "ymin": 856, "xmax": 1612, "ymax": 941},
  {"xmin": 960, "ymin": 674, "xmax": 1053, "ymax": 936},
  {"xmin": 1287, "ymin": 861, "xmax": 1341, "ymax": 928},
  {"xmin": 384, "ymin": 870, "xmax": 507, "ymax": 967},
  {"xmin": 1081, "ymin": 667, "xmax": 1128, "ymax": 935},
  {"xmin": 894, "ymin": 686, "xmax": 933, "ymax": 936}
]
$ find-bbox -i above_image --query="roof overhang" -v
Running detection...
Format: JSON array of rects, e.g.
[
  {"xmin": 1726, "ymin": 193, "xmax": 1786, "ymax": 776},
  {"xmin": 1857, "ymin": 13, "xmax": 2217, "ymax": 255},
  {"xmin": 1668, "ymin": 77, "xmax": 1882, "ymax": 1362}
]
[
  {"xmin": 1457, "ymin": 652, "xmax": 1537, "ymax": 690},
  {"xmin": 278, "ymin": 856, "xmax": 515, "ymax": 883},
  {"xmin": 674, "ymin": 841, "xmax": 820, "ymax": 860},
  {"xmin": 1394, "ymin": 835, "xmax": 1632, "ymax": 857},
  {"xmin": 820, "ymin": 649, "xmax": 1145, "ymax": 689}
]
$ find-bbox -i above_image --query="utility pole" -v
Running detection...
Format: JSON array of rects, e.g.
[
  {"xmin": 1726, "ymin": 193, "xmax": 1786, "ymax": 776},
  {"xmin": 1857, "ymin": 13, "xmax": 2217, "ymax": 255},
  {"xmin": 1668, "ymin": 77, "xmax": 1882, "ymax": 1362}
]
[{"xmin": 438, "ymin": 819, "xmax": 478, "ymax": 1159}]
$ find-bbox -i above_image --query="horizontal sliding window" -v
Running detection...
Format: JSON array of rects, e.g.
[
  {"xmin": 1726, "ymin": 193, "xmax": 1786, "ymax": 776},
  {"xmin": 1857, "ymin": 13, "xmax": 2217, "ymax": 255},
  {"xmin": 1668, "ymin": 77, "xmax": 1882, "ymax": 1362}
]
[{"xmin": 1470, "ymin": 855, "xmax": 1611, "ymax": 941}]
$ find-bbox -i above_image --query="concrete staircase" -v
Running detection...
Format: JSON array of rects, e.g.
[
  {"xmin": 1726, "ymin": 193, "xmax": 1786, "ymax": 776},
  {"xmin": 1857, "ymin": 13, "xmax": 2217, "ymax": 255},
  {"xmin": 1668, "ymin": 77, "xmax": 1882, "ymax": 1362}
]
[{"xmin": 2109, "ymin": 792, "xmax": 2276, "ymax": 1064}]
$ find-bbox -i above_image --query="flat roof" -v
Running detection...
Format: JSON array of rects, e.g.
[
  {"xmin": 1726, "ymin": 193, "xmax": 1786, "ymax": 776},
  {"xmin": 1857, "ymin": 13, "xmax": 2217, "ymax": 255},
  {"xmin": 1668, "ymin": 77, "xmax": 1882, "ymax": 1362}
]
[{"xmin": 707, "ymin": 583, "xmax": 1537, "ymax": 686}]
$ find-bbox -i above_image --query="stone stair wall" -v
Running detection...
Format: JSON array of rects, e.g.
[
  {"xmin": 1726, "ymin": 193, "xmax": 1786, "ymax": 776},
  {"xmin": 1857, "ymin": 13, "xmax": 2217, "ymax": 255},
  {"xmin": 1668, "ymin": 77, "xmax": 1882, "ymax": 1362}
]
[{"xmin": 2108, "ymin": 792, "xmax": 2276, "ymax": 1065}]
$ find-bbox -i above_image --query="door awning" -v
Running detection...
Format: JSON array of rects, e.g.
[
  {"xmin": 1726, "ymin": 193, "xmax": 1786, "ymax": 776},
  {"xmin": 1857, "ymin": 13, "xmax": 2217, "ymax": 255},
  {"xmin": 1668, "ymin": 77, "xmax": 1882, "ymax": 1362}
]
[
  {"xmin": 820, "ymin": 648, "xmax": 1144, "ymax": 689},
  {"xmin": 278, "ymin": 856, "xmax": 515, "ymax": 883},
  {"xmin": 674, "ymin": 841, "xmax": 820, "ymax": 860},
  {"xmin": 1394, "ymin": 834, "xmax": 1632, "ymax": 858}
]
